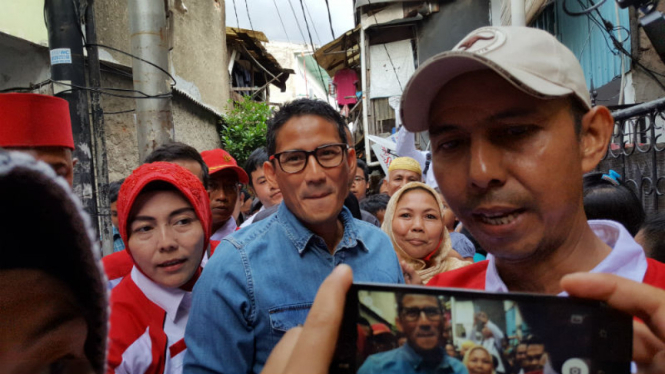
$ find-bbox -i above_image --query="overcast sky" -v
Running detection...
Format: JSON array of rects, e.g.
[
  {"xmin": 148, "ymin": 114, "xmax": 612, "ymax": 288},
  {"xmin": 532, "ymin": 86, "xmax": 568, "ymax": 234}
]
[{"xmin": 225, "ymin": 0, "xmax": 355, "ymax": 46}]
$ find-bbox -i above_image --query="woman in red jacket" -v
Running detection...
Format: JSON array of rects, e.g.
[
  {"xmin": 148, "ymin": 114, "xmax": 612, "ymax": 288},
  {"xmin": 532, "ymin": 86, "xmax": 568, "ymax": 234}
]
[{"xmin": 106, "ymin": 162, "xmax": 211, "ymax": 374}]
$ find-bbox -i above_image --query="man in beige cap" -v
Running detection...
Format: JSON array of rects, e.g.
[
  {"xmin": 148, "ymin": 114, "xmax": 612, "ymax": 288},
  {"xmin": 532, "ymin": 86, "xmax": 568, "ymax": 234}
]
[
  {"xmin": 393, "ymin": 26, "xmax": 665, "ymax": 295},
  {"xmin": 386, "ymin": 156, "xmax": 422, "ymax": 196}
]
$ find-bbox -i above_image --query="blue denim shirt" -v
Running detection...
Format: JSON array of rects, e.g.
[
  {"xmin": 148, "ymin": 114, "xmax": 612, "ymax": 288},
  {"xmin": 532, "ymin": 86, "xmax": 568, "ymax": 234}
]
[
  {"xmin": 184, "ymin": 204, "xmax": 404, "ymax": 374},
  {"xmin": 358, "ymin": 344, "xmax": 468, "ymax": 374},
  {"xmin": 112, "ymin": 226, "xmax": 125, "ymax": 253}
]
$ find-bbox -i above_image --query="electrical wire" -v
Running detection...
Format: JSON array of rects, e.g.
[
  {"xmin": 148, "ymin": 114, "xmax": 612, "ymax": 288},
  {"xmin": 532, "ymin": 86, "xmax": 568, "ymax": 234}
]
[
  {"xmin": 0, "ymin": 78, "xmax": 52, "ymax": 93},
  {"xmin": 85, "ymin": 43, "xmax": 177, "ymax": 87},
  {"xmin": 365, "ymin": 0, "xmax": 404, "ymax": 91},
  {"xmin": 562, "ymin": 0, "xmax": 607, "ymax": 16},
  {"xmin": 298, "ymin": 0, "xmax": 330, "ymax": 99},
  {"xmin": 579, "ymin": 0, "xmax": 665, "ymax": 91},
  {"xmin": 303, "ymin": 0, "xmax": 323, "ymax": 46},
  {"xmin": 272, "ymin": 0, "xmax": 292, "ymax": 43},
  {"xmin": 244, "ymin": 0, "xmax": 255, "ymax": 32},
  {"xmin": 324, "ymin": 0, "xmax": 336, "ymax": 40},
  {"xmin": 231, "ymin": 0, "xmax": 241, "ymax": 28},
  {"xmin": 287, "ymin": 0, "xmax": 309, "ymax": 44}
]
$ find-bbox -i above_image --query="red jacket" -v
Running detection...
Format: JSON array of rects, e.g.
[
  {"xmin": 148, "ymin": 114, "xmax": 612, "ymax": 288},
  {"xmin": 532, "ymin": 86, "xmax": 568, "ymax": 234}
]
[
  {"xmin": 427, "ymin": 258, "xmax": 665, "ymax": 290},
  {"xmin": 106, "ymin": 274, "xmax": 187, "ymax": 374}
]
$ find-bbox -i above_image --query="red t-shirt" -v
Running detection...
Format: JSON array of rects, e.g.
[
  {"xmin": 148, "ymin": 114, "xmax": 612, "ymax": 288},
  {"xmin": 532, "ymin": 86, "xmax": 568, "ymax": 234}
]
[{"xmin": 333, "ymin": 69, "xmax": 358, "ymax": 106}]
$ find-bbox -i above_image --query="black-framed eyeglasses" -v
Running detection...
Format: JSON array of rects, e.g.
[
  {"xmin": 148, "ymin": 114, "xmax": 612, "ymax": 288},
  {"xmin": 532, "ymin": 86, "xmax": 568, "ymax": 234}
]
[
  {"xmin": 400, "ymin": 307, "xmax": 442, "ymax": 322},
  {"xmin": 270, "ymin": 143, "xmax": 349, "ymax": 174},
  {"xmin": 353, "ymin": 176, "xmax": 366, "ymax": 183}
]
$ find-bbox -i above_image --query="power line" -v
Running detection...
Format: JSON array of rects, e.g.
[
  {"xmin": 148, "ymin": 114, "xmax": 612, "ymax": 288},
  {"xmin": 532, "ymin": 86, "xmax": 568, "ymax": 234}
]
[
  {"xmin": 324, "ymin": 0, "xmax": 336, "ymax": 40},
  {"xmin": 303, "ymin": 0, "xmax": 322, "ymax": 46},
  {"xmin": 272, "ymin": 0, "xmax": 292, "ymax": 43},
  {"xmin": 244, "ymin": 0, "xmax": 255, "ymax": 31},
  {"xmin": 298, "ymin": 0, "xmax": 330, "ymax": 99},
  {"xmin": 231, "ymin": 0, "xmax": 240, "ymax": 28},
  {"xmin": 287, "ymin": 0, "xmax": 308, "ymax": 44},
  {"xmin": 572, "ymin": 0, "xmax": 665, "ymax": 91}
]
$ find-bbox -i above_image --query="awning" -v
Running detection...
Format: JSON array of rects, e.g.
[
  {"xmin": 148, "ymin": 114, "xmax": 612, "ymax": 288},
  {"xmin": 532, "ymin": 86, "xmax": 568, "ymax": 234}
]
[
  {"xmin": 313, "ymin": 26, "xmax": 361, "ymax": 77},
  {"xmin": 226, "ymin": 27, "xmax": 293, "ymax": 91}
]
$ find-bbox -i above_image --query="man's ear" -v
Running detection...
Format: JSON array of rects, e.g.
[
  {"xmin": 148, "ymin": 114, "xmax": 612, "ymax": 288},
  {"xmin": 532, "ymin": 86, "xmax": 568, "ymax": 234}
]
[
  {"xmin": 264, "ymin": 160, "xmax": 278, "ymax": 187},
  {"xmin": 395, "ymin": 317, "xmax": 403, "ymax": 332},
  {"xmin": 580, "ymin": 105, "xmax": 614, "ymax": 174},
  {"xmin": 347, "ymin": 148, "xmax": 357, "ymax": 173}
]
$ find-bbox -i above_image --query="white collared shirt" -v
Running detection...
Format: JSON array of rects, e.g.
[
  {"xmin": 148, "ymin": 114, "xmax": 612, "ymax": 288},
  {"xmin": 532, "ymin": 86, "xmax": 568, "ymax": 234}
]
[
  {"xmin": 240, "ymin": 205, "xmax": 266, "ymax": 228},
  {"xmin": 210, "ymin": 217, "xmax": 237, "ymax": 241},
  {"xmin": 131, "ymin": 267, "xmax": 191, "ymax": 373},
  {"xmin": 485, "ymin": 220, "xmax": 648, "ymax": 295}
]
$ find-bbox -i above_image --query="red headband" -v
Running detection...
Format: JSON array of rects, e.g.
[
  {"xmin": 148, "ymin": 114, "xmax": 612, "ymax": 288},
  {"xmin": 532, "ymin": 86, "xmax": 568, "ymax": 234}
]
[
  {"xmin": 0, "ymin": 93, "xmax": 75, "ymax": 150},
  {"xmin": 117, "ymin": 162, "xmax": 212, "ymax": 272}
]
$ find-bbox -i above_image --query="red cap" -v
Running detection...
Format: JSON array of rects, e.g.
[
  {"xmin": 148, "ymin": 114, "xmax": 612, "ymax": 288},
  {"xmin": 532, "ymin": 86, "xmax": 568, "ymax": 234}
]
[
  {"xmin": 372, "ymin": 323, "xmax": 392, "ymax": 335},
  {"xmin": 201, "ymin": 148, "xmax": 249, "ymax": 184},
  {"xmin": 0, "ymin": 93, "xmax": 75, "ymax": 150}
]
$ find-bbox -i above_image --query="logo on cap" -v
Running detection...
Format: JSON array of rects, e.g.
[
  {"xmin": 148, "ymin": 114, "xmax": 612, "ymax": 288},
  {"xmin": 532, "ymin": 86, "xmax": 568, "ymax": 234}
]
[{"xmin": 454, "ymin": 28, "xmax": 506, "ymax": 55}]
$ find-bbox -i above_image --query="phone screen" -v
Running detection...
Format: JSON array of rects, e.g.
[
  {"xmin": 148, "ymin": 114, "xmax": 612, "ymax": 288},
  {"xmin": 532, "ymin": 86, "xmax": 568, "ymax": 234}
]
[{"xmin": 332, "ymin": 283, "xmax": 632, "ymax": 374}]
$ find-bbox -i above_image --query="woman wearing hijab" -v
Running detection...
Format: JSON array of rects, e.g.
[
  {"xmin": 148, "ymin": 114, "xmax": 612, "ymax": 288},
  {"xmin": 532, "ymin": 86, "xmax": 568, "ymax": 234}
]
[
  {"xmin": 383, "ymin": 182, "xmax": 468, "ymax": 284},
  {"xmin": 106, "ymin": 162, "xmax": 212, "ymax": 374}
]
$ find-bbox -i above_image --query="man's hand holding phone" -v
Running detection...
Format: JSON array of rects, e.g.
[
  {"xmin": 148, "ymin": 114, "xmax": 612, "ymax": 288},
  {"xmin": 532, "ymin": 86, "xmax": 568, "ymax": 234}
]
[
  {"xmin": 562, "ymin": 272, "xmax": 665, "ymax": 373},
  {"xmin": 262, "ymin": 268, "xmax": 665, "ymax": 374}
]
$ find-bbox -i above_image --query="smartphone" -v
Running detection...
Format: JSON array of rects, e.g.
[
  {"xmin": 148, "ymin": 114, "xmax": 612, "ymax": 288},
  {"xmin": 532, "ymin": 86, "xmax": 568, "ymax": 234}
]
[{"xmin": 331, "ymin": 282, "xmax": 632, "ymax": 374}]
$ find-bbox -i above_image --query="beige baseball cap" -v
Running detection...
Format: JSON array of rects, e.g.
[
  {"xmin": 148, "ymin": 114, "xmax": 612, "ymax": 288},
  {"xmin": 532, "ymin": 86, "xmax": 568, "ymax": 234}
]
[{"xmin": 400, "ymin": 26, "xmax": 591, "ymax": 133}]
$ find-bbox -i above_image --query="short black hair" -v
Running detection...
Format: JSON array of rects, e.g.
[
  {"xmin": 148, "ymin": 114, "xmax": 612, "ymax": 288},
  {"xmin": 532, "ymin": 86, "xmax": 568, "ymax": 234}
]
[
  {"xmin": 583, "ymin": 172, "xmax": 645, "ymax": 236},
  {"xmin": 244, "ymin": 147, "xmax": 269, "ymax": 187},
  {"xmin": 143, "ymin": 142, "xmax": 209, "ymax": 189},
  {"xmin": 360, "ymin": 193, "xmax": 390, "ymax": 215},
  {"xmin": 638, "ymin": 213, "xmax": 665, "ymax": 263},
  {"xmin": 396, "ymin": 293, "xmax": 444, "ymax": 315},
  {"xmin": 357, "ymin": 158, "xmax": 369, "ymax": 181},
  {"xmin": 266, "ymin": 99, "xmax": 347, "ymax": 156},
  {"xmin": 522, "ymin": 334, "xmax": 545, "ymax": 347},
  {"xmin": 108, "ymin": 179, "xmax": 125, "ymax": 203}
]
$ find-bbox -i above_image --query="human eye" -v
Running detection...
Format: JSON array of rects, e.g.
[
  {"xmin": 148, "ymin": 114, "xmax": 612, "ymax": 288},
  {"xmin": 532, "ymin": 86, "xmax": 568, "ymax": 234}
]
[
  {"xmin": 404, "ymin": 307, "xmax": 419, "ymax": 319},
  {"xmin": 132, "ymin": 224, "xmax": 153, "ymax": 234},
  {"xmin": 282, "ymin": 152, "xmax": 305, "ymax": 164},
  {"xmin": 426, "ymin": 213, "xmax": 438, "ymax": 220},
  {"xmin": 504, "ymin": 125, "xmax": 537, "ymax": 138},
  {"xmin": 318, "ymin": 146, "xmax": 341, "ymax": 160},
  {"xmin": 399, "ymin": 212, "xmax": 411, "ymax": 218}
]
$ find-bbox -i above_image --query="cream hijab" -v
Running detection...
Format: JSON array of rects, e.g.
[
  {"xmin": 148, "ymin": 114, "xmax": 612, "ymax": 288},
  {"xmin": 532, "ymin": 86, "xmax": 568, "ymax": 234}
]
[{"xmin": 382, "ymin": 182, "xmax": 468, "ymax": 283}]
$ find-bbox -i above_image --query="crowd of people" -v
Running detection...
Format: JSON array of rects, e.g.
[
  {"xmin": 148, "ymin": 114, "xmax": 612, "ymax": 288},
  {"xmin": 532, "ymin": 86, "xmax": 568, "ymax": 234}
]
[{"xmin": 2, "ymin": 25, "xmax": 665, "ymax": 374}]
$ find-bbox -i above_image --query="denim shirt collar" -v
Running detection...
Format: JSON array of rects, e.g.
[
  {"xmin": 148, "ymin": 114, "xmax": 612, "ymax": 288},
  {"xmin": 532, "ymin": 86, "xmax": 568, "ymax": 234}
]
[
  {"xmin": 402, "ymin": 343, "xmax": 452, "ymax": 371},
  {"xmin": 276, "ymin": 203, "xmax": 369, "ymax": 255}
]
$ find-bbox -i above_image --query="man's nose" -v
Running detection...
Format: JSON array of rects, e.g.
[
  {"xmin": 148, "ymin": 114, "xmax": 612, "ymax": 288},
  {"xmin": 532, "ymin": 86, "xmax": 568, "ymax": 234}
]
[
  {"xmin": 303, "ymin": 154, "xmax": 326, "ymax": 183},
  {"xmin": 468, "ymin": 138, "xmax": 506, "ymax": 191}
]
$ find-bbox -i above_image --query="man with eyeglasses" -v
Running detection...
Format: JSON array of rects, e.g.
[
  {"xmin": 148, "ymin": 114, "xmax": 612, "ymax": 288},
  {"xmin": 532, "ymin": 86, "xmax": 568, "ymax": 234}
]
[
  {"xmin": 359, "ymin": 293, "xmax": 467, "ymax": 374},
  {"xmin": 184, "ymin": 98, "xmax": 403, "ymax": 374}
]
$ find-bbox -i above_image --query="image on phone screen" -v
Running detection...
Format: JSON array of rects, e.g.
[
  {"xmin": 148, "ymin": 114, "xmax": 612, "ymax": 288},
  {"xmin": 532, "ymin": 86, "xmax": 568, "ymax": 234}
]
[{"xmin": 332, "ymin": 283, "xmax": 632, "ymax": 374}]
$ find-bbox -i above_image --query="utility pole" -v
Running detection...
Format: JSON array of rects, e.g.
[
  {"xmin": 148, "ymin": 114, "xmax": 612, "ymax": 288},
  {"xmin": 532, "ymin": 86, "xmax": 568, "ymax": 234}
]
[
  {"xmin": 85, "ymin": 1, "xmax": 113, "ymax": 257},
  {"xmin": 45, "ymin": 0, "xmax": 100, "ymax": 238},
  {"xmin": 128, "ymin": 0, "xmax": 174, "ymax": 162}
]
